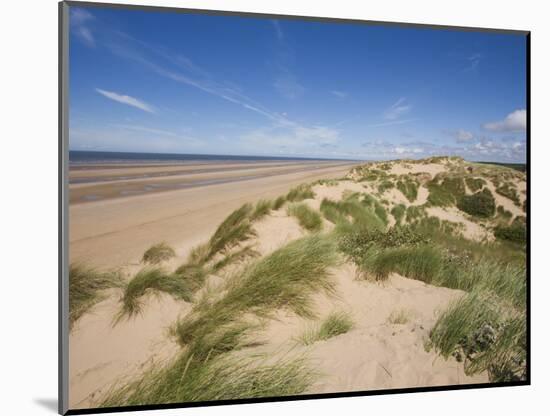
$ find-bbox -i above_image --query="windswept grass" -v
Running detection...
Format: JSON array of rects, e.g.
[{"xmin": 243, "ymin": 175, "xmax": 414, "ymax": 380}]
[
  {"xmin": 206, "ymin": 203, "xmax": 256, "ymax": 260},
  {"xmin": 287, "ymin": 203, "xmax": 323, "ymax": 232},
  {"xmin": 69, "ymin": 264, "xmax": 122, "ymax": 330},
  {"xmin": 367, "ymin": 245, "xmax": 442, "ymax": 282},
  {"xmin": 320, "ymin": 196, "xmax": 386, "ymax": 232},
  {"xmin": 173, "ymin": 235, "xmax": 339, "ymax": 347},
  {"xmin": 141, "ymin": 242, "xmax": 176, "ymax": 265},
  {"xmin": 250, "ymin": 199, "xmax": 272, "ymax": 221},
  {"xmin": 286, "ymin": 184, "xmax": 315, "ymax": 202},
  {"xmin": 173, "ymin": 263, "xmax": 208, "ymax": 292},
  {"xmin": 429, "ymin": 290, "xmax": 526, "ymax": 382},
  {"xmin": 99, "ymin": 352, "xmax": 314, "ymax": 407},
  {"xmin": 298, "ymin": 311, "xmax": 354, "ymax": 345},
  {"xmin": 115, "ymin": 267, "xmax": 192, "ymax": 323},
  {"xmin": 272, "ymin": 195, "xmax": 286, "ymax": 210},
  {"xmin": 211, "ymin": 245, "xmax": 259, "ymax": 273}
]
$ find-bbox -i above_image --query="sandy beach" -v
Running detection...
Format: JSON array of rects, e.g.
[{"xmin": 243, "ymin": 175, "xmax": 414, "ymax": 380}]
[{"xmin": 69, "ymin": 160, "xmax": 358, "ymax": 268}]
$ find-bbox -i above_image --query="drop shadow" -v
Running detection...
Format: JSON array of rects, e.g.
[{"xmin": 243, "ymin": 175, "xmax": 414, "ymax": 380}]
[{"xmin": 34, "ymin": 398, "xmax": 58, "ymax": 413}]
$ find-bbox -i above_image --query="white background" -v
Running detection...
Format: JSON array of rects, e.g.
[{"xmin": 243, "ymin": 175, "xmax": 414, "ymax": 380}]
[{"xmin": 1, "ymin": 0, "xmax": 547, "ymax": 414}]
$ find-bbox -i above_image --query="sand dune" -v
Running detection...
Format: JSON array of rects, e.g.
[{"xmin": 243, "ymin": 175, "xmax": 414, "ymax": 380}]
[{"xmin": 68, "ymin": 157, "xmax": 526, "ymax": 410}]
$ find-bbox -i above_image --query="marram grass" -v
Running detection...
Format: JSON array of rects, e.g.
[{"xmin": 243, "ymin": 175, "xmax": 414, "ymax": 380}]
[
  {"xmin": 287, "ymin": 203, "xmax": 323, "ymax": 232},
  {"xmin": 69, "ymin": 263, "xmax": 123, "ymax": 330},
  {"xmin": 298, "ymin": 311, "xmax": 354, "ymax": 346}
]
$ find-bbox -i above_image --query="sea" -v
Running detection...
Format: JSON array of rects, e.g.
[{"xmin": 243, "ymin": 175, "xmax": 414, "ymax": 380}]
[{"xmin": 69, "ymin": 150, "xmax": 353, "ymax": 165}]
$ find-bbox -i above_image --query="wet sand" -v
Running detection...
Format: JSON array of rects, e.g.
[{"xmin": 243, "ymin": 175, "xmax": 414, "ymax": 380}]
[{"xmin": 69, "ymin": 160, "xmax": 358, "ymax": 268}]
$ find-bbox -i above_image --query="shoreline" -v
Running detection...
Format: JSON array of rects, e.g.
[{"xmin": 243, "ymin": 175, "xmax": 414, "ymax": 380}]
[
  {"xmin": 69, "ymin": 160, "xmax": 355, "ymax": 204},
  {"xmin": 69, "ymin": 161, "xmax": 358, "ymax": 268}
]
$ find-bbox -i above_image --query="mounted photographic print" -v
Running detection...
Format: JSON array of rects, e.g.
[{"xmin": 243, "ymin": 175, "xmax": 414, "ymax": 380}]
[{"xmin": 59, "ymin": 1, "xmax": 530, "ymax": 414}]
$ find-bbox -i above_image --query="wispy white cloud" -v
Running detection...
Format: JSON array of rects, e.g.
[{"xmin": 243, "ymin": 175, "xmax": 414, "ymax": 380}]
[
  {"xmin": 240, "ymin": 123, "xmax": 341, "ymax": 153},
  {"xmin": 384, "ymin": 97, "xmax": 411, "ymax": 120},
  {"xmin": 331, "ymin": 90, "xmax": 348, "ymax": 99},
  {"xmin": 113, "ymin": 124, "xmax": 177, "ymax": 136},
  {"xmin": 464, "ymin": 53, "xmax": 482, "ymax": 72},
  {"xmin": 271, "ymin": 20, "xmax": 284, "ymax": 41},
  {"xmin": 358, "ymin": 136, "xmax": 525, "ymax": 162},
  {"xmin": 270, "ymin": 19, "xmax": 305, "ymax": 100},
  {"xmin": 70, "ymin": 126, "xmax": 204, "ymax": 152},
  {"xmin": 70, "ymin": 8, "xmax": 95, "ymax": 47},
  {"xmin": 367, "ymin": 118, "xmax": 417, "ymax": 128},
  {"xmin": 96, "ymin": 88, "xmax": 155, "ymax": 113},
  {"xmin": 483, "ymin": 109, "xmax": 526, "ymax": 132}
]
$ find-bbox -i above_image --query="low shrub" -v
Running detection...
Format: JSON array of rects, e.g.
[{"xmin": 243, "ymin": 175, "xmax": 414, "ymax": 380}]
[
  {"xmin": 396, "ymin": 179, "xmax": 418, "ymax": 202},
  {"xmin": 142, "ymin": 242, "xmax": 176, "ymax": 265},
  {"xmin": 427, "ymin": 176, "xmax": 465, "ymax": 207},
  {"xmin": 457, "ymin": 188, "xmax": 496, "ymax": 218},
  {"xmin": 494, "ymin": 223, "xmax": 526, "ymax": 244},
  {"xmin": 496, "ymin": 183, "xmax": 520, "ymax": 206},
  {"xmin": 465, "ymin": 177, "xmax": 486, "ymax": 192},
  {"xmin": 378, "ymin": 180, "xmax": 394, "ymax": 193}
]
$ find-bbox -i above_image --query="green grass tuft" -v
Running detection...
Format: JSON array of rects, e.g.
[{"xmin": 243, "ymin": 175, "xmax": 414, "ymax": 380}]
[
  {"xmin": 298, "ymin": 311, "xmax": 353, "ymax": 345},
  {"xmin": 69, "ymin": 264, "xmax": 122, "ymax": 330},
  {"xmin": 287, "ymin": 203, "xmax": 323, "ymax": 232},
  {"xmin": 429, "ymin": 290, "xmax": 526, "ymax": 382},
  {"xmin": 141, "ymin": 242, "xmax": 176, "ymax": 265},
  {"xmin": 173, "ymin": 234, "xmax": 339, "ymax": 347},
  {"xmin": 116, "ymin": 267, "xmax": 192, "ymax": 322},
  {"xmin": 391, "ymin": 204, "xmax": 406, "ymax": 225},
  {"xmin": 173, "ymin": 263, "xmax": 208, "ymax": 292},
  {"xmin": 272, "ymin": 195, "xmax": 286, "ymax": 210},
  {"xmin": 250, "ymin": 199, "xmax": 272, "ymax": 221},
  {"xmin": 396, "ymin": 179, "xmax": 418, "ymax": 202},
  {"xmin": 99, "ymin": 352, "xmax": 314, "ymax": 407},
  {"xmin": 211, "ymin": 245, "xmax": 259, "ymax": 273},
  {"xmin": 286, "ymin": 184, "xmax": 315, "ymax": 202},
  {"xmin": 207, "ymin": 204, "xmax": 256, "ymax": 260},
  {"xmin": 378, "ymin": 180, "xmax": 395, "ymax": 193}
]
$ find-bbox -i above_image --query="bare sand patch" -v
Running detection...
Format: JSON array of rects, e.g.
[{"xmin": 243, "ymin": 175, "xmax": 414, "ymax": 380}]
[
  {"xmin": 312, "ymin": 181, "xmax": 367, "ymax": 202},
  {"xmin": 426, "ymin": 206, "xmax": 491, "ymax": 241},
  {"xmin": 484, "ymin": 181, "xmax": 524, "ymax": 218},
  {"xmin": 390, "ymin": 162, "xmax": 447, "ymax": 177},
  {"xmin": 69, "ymin": 292, "xmax": 186, "ymax": 409},
  {"xmin": 252, "ymin": 212, "xmax": 305, "ymax": 257},
  {"xmin": 251, "ymin": 263, "xmax": 487, "ymax": 393}
]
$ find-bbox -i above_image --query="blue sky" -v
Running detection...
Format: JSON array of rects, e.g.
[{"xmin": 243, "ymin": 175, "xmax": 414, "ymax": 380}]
[{"xmin": 69, "ymin": 6, "xmax": 527, "ymax": 162}]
